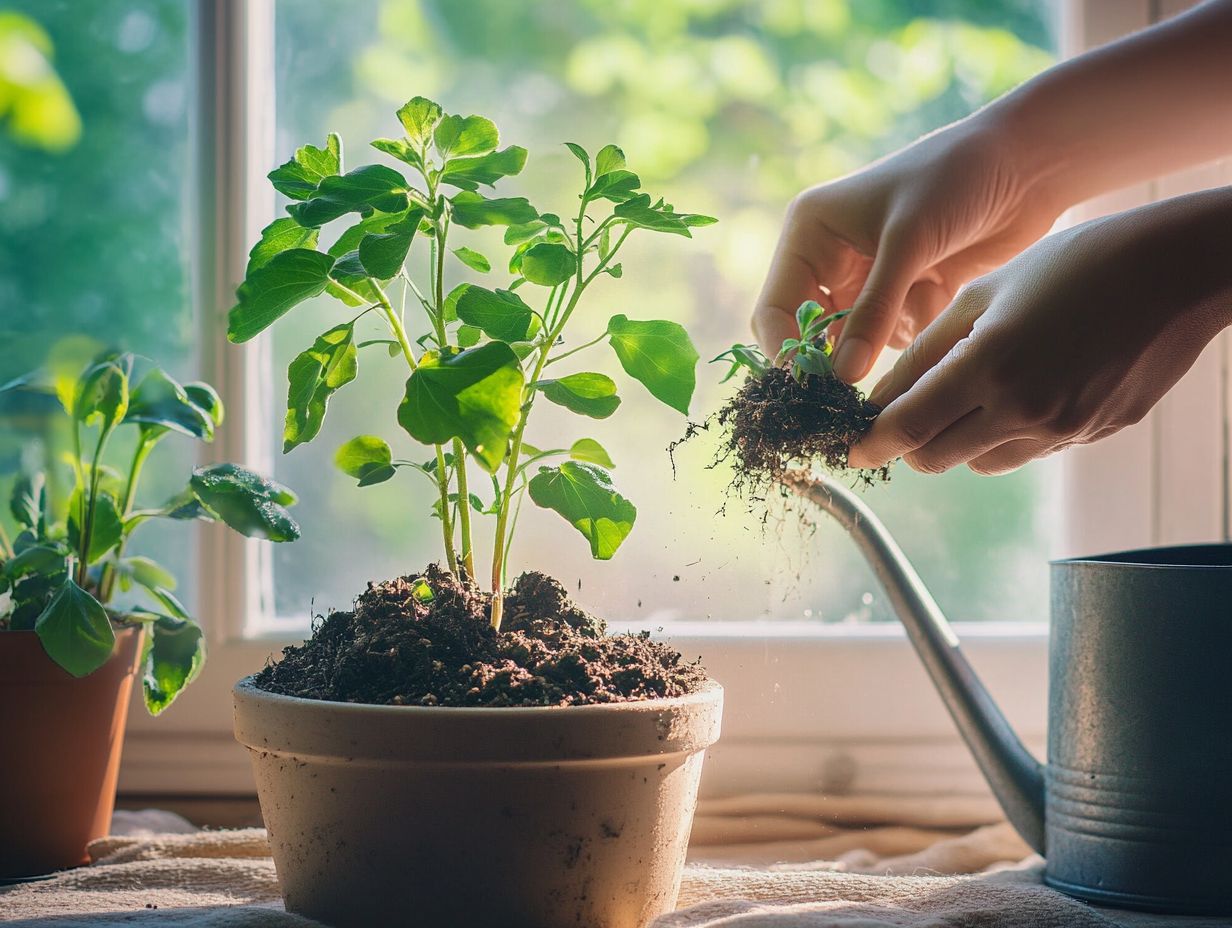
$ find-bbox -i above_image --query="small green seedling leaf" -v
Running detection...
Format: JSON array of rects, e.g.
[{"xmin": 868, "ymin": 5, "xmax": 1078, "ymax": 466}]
[
  {"xmin": 569, "ymin": 438, "xmax": 614, "ymax": 468},
  {"xmin": 73, "ymin": 356, "xmax": 130, "ymax": 430},
  {"xmin": 441, "ymin": 145, "xmax": 527, "ymax": 190},
  {"xmin": 537, "ymin": 372, "xmax": 621, "ymax": 419},
  {"xmin": 453, "ymin": 284, "xmax": 539, "ymax": 342},
  {"xmin": 189, "ymin": 463, "xmax": 300, "ymax": 542},
  {"xmin": 397, "ymin": 96, "xmax": 443, "ymax": 144},
  {"xmin": 34, "ymin": 578, "xmax": 116, "ymax": 678},
  {"xmin": 612, "ymin": 193, "xmax": 690, "ymax": 235},
  {"xmin": 586, "ymin": 169, "xmax": 641, "ymax": 203},
  {"xmin": 358, "ymin": 208, "xmax": 424, "ymax": 278},
  {"xmin": 247, "ymin": 217, "xmax": 320, "ymax": 274},
  {"xmin": 564, "ymin": 142, "xmax": 591, "ymax": 183},
  {"xmin": 527, "ymin": 461, "xmax": 636, "ymax": 560},
  {"xmin": 411, "ymin": 578, "xmax": 435, "ymax": 603},
  {"xmin": 267, "ymin": 133, "xmax": 341, "ymax": 201},
  {"xmin": 142, "ymin": 614, "xmax": 205, "ymax": 715},
  {"xmin": 228, "ymin": 249, "xmax": 335, "ymax": 343},
  {"xmin": 125, "ymin": 368, "xmax": 215, "ymax": 440},
  {"xmin": 398, "ymin": 343, "xmax": 525, "ymax": 473},
  {"xmin": 449, "ymin": 191, "xmax": 538, "ymax": 229},
  {"xmin": 335, "ymin": 435, "xmax": 396, "ymax": 487},
  {"xmin": 594, "ymin": 144, "xmax": 626, "ymax": 177},
  {"xmin": 452, "ymin": 246, "xmax": 491, "ymax": 273},
  {"xmin": 284, "ymin": 323, "xmax": 358, "ymax": 453},
  {"xmin": 434, "ymin": 114, "xmax": 499, "ymax": 159},
  {"xmin": 520, "ymin": 242, "xmax": 576, "ymax": 287},
  {"xmin": 288, "ymin": 164, "xmax": 411, "ymax": 227},
  {"xmin": 712, "ymin": 343, "xmax": 770, "ymax": 384},
  {"xmin": 606, "ymin": 314, "xmax": 698, "ymax": 414}
]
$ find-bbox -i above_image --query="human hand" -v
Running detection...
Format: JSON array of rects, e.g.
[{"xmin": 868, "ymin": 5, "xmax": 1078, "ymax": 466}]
[
  {"xmin": 848, "ymin": 190, "xmax": 1232, "ymax": 475},
  {"xmin": 752, "ymin": 115, "xmax": 1067, "ymax": 383}
]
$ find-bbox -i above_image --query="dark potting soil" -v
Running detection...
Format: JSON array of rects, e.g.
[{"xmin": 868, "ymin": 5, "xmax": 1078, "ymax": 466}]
[
  {"xmin": 253, "ymin": 566, "xmax": 707, "ymax": 708},
  {"xmin": 701, "ymin": 366, "xmax": 890, "ymax": 491}
]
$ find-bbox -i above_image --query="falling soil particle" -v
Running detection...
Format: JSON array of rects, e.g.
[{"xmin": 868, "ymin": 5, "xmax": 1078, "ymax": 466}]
[{"xmin": 254, "ymin": 566, "xmax": 707, "ymax": 708}]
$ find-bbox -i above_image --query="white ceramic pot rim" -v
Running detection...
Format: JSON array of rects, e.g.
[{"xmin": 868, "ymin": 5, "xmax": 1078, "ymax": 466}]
[{"xmin": 234, "ymin": 676, "xmax": 723, "ymax": 765}]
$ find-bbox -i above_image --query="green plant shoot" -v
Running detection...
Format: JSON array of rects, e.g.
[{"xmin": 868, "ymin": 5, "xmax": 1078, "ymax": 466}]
[
  {"xmin": 0, "ymin": 354, "xmax": 299, "ymax": 712},
  {"xmin": 714, "ymin": 301, "xmax": 851, "ymax": 384},
  {"xmin": 228, "ymin": 97, "xmax": 715, "ymax": 629}
]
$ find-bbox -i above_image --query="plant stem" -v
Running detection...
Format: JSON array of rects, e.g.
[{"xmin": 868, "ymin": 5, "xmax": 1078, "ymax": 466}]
[
  {"xmin": 543, "ymin": 331, "xmax": 608, "ymax": 367},
  {"xmin": 77, "ymin": 425, "xmax": 112, "ymax": 588},
  {"xmin": 98, "ymin": 435, "xmax": 155, "ymax": 604},
  {"xmin": 452, "ymin": 437, "xmax": 475, "ymax": 580},
  {"xmin": 489, "ymin": 221, "xmax": 631, "ymax": 629}
]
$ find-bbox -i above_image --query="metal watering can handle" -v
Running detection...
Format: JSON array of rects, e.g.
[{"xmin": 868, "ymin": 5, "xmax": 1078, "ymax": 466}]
[{"xmin": 786, "ymin": 471, "xmax": 1047, "ymax": 853}]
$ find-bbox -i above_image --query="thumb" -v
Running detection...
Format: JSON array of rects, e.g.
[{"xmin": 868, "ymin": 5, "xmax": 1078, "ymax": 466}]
[{"xmin": 832, "ymin": 229, "xmax": 921, "ymax": 383}]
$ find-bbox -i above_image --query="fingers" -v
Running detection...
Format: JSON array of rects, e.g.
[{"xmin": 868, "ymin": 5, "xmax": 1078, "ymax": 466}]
[
  {"xmin": 847, "ymin": 344, "xmax": 981, "ymax": 470},
  {"xmin": 868, "ymin": 284, "xmax": 988, "ymax": 408},
  {"xmin": 967, "ymin": 439, "xmax": 1058, "ymax": 476},
  {"xmin": 832, "ymin": 228, "xmax": 923, "ymax": 383},
  {"xmin": 901, "ymin": 408, "xmax": 1019, "ymax": 474}
]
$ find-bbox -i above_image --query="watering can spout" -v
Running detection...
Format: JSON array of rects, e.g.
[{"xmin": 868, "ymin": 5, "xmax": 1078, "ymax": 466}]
[{"xmin": 788, "ymin": 472, "xmax": 1046, "ymax": 854}]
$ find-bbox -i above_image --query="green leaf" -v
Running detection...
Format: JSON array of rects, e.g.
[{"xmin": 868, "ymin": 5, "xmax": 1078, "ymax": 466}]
[
  {"xmin": 456, "ymin": 324, "xmax": 483, "ymax": 347},
  {"xmin": 612, "ymin": 194, "xmax": 691, "ymax": 236},
  {"xmin": 569, "ymin": 438, "xmax": 614, "ymax": 468},
  {"xmin": 398, "ymin": 343, "xmax": 524, "ymax": 473},
  {"xmin": 335, "ymin": 435, "xmax": 396, "ymax": 487},
  {"xmin": 449, "ymin": 192, "xmax": 538, "ymax": 229},
  {"xmin": 538, "ymin": 372, "xmax": 621, "ymax": 419},
  {"xmin": 73, "ymin": 356, "xmax": 130, "ymax": 430},
  {"xmin": 453, "ymin": 284, "xmax": 539, "ymax": 342},
  {"xmin": 452, "ymin": 246, "xmax": 491, "ymax": 273},
  {"xmin": 606, "ymin": 315, "xmax": 698, "ymax": 415},
  {"xmin": 603, "ymin": 263, "xmax": 623, "ymax": 279},
  {"xmin": 441, "ymin": 145, "xmax": 527, "ymax": 190},
  {"xmin": 9, "ymin": 473, "xmax": 43, "ymax": 531},
  {"xmin": 125, "ymin": 368, "xmax": 215, "ymax": 440},
  {"xmin": 117, "ymin": 555, "xmax": 177, "ymax": 593},
  {"xmin": 267, "ymin": 133, "xmax": 341, "ymax": 201},
  {"xmin": 149, "ymin": 489, "xmax": 216, "ymax": 524},
  {"xmin": 504, "ymin": 219, "xmax": 549, "ymax": 246},
  {"xmin": 142, "ymin": 614, "xmax": 205, "ymax": 715},
  {"xmin": 34, "ymin": 578, "xmax": 116, "ymax": 678},
  {"xmin": 371, "ymin": 137, "xmax": 424, "ymax": 171},
  {"xmin": 184, "ymin": 382, "xmax": 224, "ymax": 426},
  {"xmin": 287, "ymin": 164, "xmax": 410, "ymax": 227},
  {"xmin": 594, "ymin": 144, "xmax": 626, "ymax": 177},
  {"xmin": 520, "ymin": 242, "xmax": 576, "ymax": 287},
  {"xmin": 1, "ymin": 544, "xmax": 65, "ymax": 581},
  {"xmin": 283, "ymin": 323, "xmax": 358, "ymax": 453},
  {"xmin": 228, "ymin": 249, "xmax": 335, "ymax": 343},
  {"xmin": 586, "ymin": 169, "xmax": 641, "ymax": 202},
  {"xmin": 189, "ymin": 463, "xmax": 300, "ymax": 542},
  {"xmin": 796, "ymin": 300, "xmax": 824, "ymax": 336},
  {"xmin": 67, "ymin": 489, "xmax": 123, "ymax": 564},
  {"xmin": 358, "ymin": 208, "xmax": 423, "ymax": 279},
  {"xmin": 247, "ymin": 218, "xmax": 320, "ymax": 274},
  {"xmin": 433, "ymin": 114, "xmax": 498, "ymax": 159},
  {"xmin": 527, "ymin": 461, "xmax": 636, "ymax": 560},
  {"xmin": 712, "ymin": 343, "xmax": 770, "ymax": 383},
  {"xmin": 397, "ymin": 96, "xmax": 443, "ymax": 144}
]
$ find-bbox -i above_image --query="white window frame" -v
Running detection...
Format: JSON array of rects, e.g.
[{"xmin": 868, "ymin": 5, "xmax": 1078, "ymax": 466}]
[{"xmin": 119, "ymin": 0, "xmax": 1228, "ymax": 799}]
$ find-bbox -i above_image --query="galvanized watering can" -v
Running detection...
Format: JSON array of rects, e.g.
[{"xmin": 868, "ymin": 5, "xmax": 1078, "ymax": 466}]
[{"xmin": 793, "ymin": 474, "xmax": 1232, "ymax": 915}]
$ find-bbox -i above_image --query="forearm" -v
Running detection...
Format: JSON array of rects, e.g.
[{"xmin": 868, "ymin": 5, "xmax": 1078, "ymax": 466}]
[{"xmin": 985, "ymin": 0, "xmax": 1232, "ymax": 209}]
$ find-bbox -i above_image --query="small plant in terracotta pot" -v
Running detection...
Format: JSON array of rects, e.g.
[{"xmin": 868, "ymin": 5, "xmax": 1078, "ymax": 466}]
[
  {"xmin": 0, "ymin": 354, "xmax": 298, "ymax": 878},
  {"xmin": 229, "ymin": 98, "xmax": 723, "ymax": 928}
]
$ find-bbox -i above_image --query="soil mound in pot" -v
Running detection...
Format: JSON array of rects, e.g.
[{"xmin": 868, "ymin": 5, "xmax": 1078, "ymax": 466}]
[
  {"xmin": 707, "ymin": 366, "xmax": 889, "ymax": 492},
  {"xmin": 254, "ymin": 566, "xmax": 707, "ymax": 707}
]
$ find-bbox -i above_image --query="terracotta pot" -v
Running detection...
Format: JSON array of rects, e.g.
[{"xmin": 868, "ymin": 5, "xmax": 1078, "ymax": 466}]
[
  {"xmin": 234, "ymin": 676, "xmax": 722, "ymax": 928},
  {"xmin": 0, "ymin": 626, "xmax": 143, "ymax": 878}
]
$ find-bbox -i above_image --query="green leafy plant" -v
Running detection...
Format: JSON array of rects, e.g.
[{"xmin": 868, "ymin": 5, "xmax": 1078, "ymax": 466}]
[
  {"xmin": 228, "ymin": 97, "xmax": 715, "ymax": 628},
  {"xmin": 714, "ymin": 301, "xmax": 850, "ymax": 383},
  {"xmin": 0, "ymin": 354, "xmax": 299, "ymax": 713}
]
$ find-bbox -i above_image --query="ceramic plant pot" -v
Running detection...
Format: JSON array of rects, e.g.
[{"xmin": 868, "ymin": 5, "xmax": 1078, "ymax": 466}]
[
  {"xmin": 0, "ymin": 626, "xmax": 144, "ymax": 878},
  {"xmin": 234, "ymin": 676, "xmax": 722, "ymax": 928}
]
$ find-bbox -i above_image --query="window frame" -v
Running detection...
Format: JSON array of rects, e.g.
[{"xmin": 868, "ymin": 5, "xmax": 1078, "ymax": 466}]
[{"xmin": 119, "ymin": 0, "xmax": 1225, "ymax": 798}]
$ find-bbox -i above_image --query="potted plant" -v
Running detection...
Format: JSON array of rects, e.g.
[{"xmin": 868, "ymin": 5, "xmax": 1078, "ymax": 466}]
[
  {"xmin": 0, "ymin": 354, "xmax": 299, "ymax": 878},
  {"xmin": 228, "ymin": 97, "xmax": 723, "ymax": 928}
]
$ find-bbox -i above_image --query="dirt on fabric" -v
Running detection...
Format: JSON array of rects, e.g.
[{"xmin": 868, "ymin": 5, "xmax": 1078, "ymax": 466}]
[
  {"xmin": 699, "ymin": 366, "xmax": 890, "ymax": 493},
  {"xmin": 253, "ymin": 566, "xmax": 708, "ymax": 707}
]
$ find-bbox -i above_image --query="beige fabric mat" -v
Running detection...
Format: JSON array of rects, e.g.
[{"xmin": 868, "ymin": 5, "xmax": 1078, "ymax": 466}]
[{"xmin": 2, "ymin": 796, "xmax": 1227, "ymax": 927}]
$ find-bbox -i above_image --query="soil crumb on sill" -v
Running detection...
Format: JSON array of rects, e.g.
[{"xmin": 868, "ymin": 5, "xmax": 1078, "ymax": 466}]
[{"xmin": 254, "ymin": 566, "xmax": 707, "ymax": 708}]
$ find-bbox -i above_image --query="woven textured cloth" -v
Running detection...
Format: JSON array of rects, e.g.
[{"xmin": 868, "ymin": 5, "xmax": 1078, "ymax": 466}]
[{"xmin": 1, "ymin": 799, "xmax": 1226, "ymax": 926}]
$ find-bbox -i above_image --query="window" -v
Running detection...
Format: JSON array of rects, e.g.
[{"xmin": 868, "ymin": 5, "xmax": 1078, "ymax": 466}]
[
  {"xmin": 262, "ymin": 0, "xmax": 1061, "ymax": 633},
  {"xmin": 5, "ymin": 0, "xmax": 1222, "ymax": 797}
]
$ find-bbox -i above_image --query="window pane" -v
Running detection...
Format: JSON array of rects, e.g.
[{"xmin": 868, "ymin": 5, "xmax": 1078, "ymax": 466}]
[
  {"xmin": 0, "ymin": 1, "xmax": 196, "ymax": 615},
  {"xmin": 267, "ymin": 0, "xmax": 1059, "ymax": 629}
]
